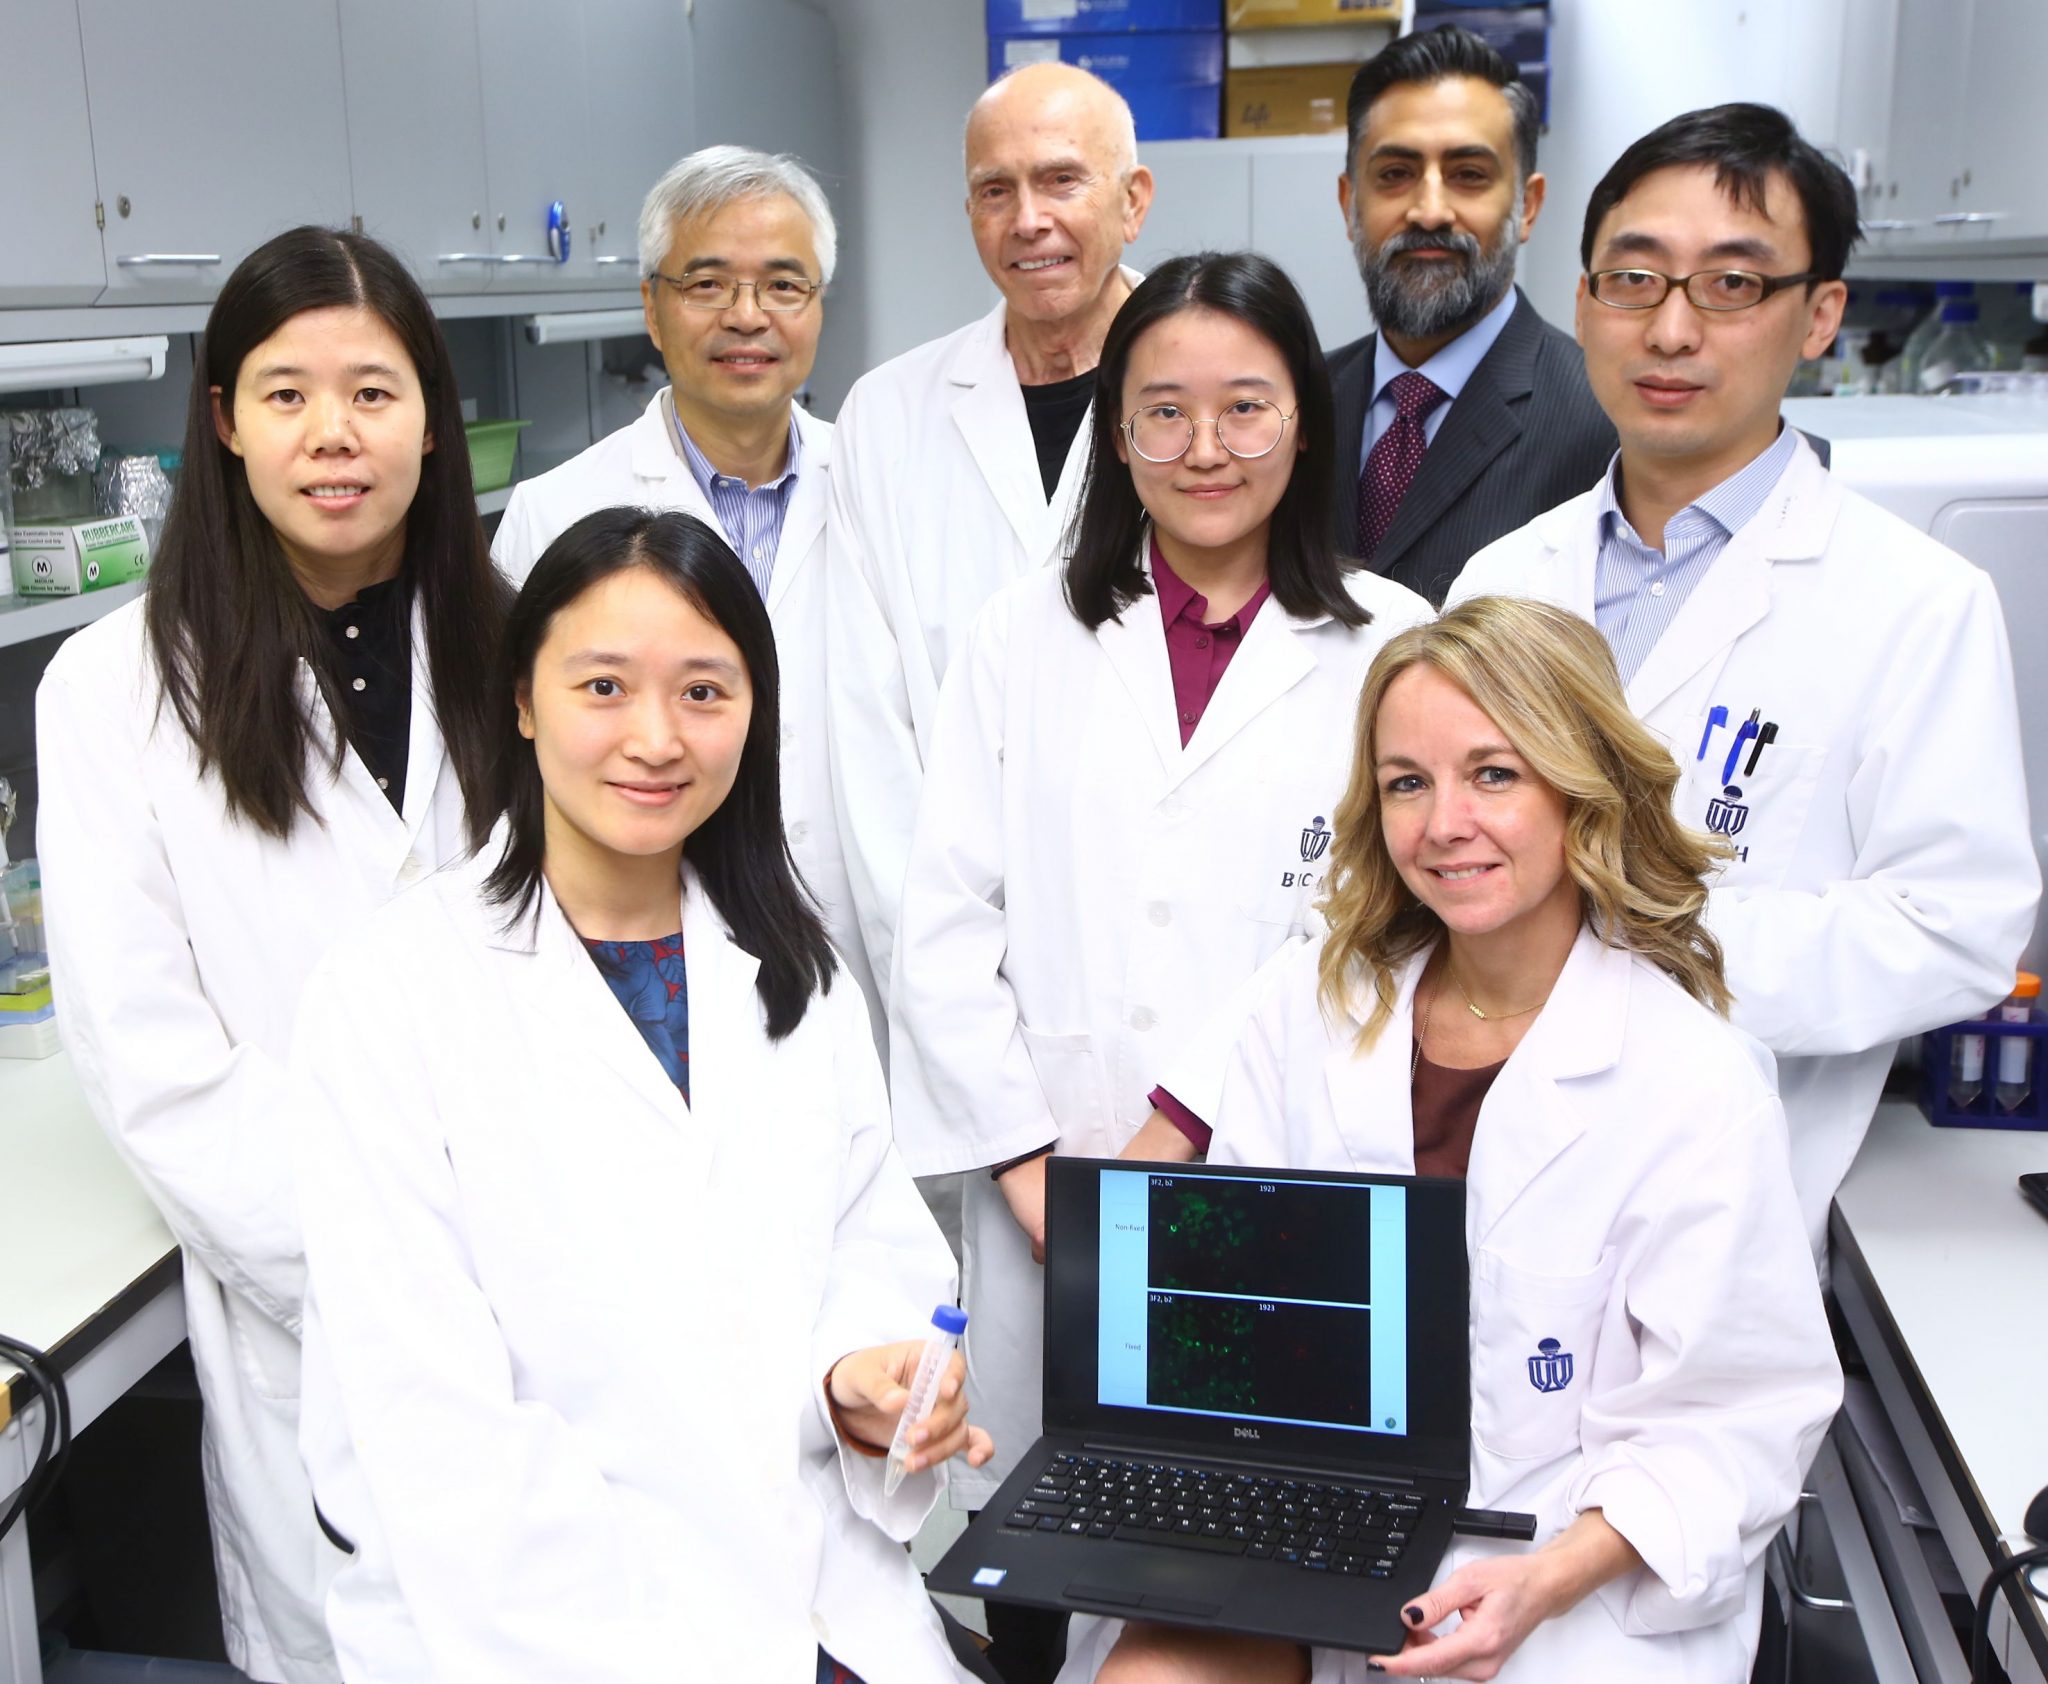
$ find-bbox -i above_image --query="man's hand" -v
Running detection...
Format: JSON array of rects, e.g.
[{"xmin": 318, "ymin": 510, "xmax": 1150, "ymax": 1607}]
[
  {"xmin": 827, "ymin": 1344, "xmax": 994, "ymax": 1474},
  {"xmin": 996, "ymin": 1151, "xmax": 1050, "ymax": 1262}
]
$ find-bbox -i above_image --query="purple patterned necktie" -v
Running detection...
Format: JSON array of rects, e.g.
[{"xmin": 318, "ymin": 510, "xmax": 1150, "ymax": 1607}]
[{"xmin": 1357, "ymin": 370, "xmax": 1448, "ymax": 559}]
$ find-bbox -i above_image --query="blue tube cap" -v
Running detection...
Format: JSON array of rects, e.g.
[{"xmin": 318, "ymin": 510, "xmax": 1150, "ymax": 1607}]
[{"xmin": 931, "ymin": 1305, "xmax": 969, "ymax": 1335}]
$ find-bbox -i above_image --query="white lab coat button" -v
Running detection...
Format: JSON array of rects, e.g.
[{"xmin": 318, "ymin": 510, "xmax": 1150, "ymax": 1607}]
[
  {"xmin": 1148, "ymin": 901, "xmax": 1171, "ymax": 927},
  {"xmin": 790, "ymin": 820, "xmax": 809, "ymax": 843},
  {"xmin": 1159, "ymin": 800, "xmax": 1188, "ymax": 823},
  {"xmin": 1130, "ymin": 1006, "xmax": 1157, "ymax": 1032},
  {"xmin": 398, "ymin": 853, "xmax": 424, "ymax": 886},
  {"xmin": 810, "ymin": 1612, "xmax": 831, "ymax": 1645}
]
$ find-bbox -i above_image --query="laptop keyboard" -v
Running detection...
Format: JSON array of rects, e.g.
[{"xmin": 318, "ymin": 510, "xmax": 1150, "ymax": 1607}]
[{"xmin": 1002, "ymin": 1452, "xmax": 1424, "ymax": 1576}]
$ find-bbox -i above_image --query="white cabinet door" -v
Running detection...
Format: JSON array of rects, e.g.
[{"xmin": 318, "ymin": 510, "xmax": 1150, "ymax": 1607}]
[
  {"xmin": 0, "ymin": 0, "xmax": 106, "ymax": 307},
  {"xmin": 1877, "ymin": 0, "xmax": 1974, "ymax": 242},
  {"xmin": 582, "ymin": 0, "xmax": 693, "ymax": 286},
  {"xmin": 1953, "ymin": 0, "xmax": 2048, "ymax": 247},
  {"xmin": 476, "ymin": 0, "xmax": 596, "ymax": 293},
  {"xmin": 79, "ymin": 0, "xmax": 354, "ymax": 305},
  {"xmin": 338, "ymin": 0, "xmax": 495, "ymax": 295},
  {"xmin": 1249, "ymin": 143, "xmax": 1368, "ymax": 352}
]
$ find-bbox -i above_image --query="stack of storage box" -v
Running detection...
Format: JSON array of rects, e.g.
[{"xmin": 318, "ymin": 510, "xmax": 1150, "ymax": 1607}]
[
  {"xmin": 1223, "ymin": 0, "xmax": 1399, "ymax": 139},
  {"xmin": 1413, "ymin": 1, "xmax": 1550, "ymax": 122},
  {"xmin": 985, "ymin": 0, "xmax": 1226, "ymax": 141}
]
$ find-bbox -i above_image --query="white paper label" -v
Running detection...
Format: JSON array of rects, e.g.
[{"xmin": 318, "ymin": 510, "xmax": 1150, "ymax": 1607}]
[{"xmin": 1004, "ymin": 38, "xmax": 1060, "ymax": 67}]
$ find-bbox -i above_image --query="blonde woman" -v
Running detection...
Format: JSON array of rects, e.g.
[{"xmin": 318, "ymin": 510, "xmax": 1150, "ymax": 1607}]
[{"xmin": 1069, "ymin": 596, "xmax": 1840, "ymax": 1684}]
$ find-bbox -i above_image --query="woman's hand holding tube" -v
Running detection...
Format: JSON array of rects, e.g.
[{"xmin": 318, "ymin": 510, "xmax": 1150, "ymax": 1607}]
[{"xmin": 826, "ymin": 1345, "xmax": 994, "ymax": 1473}]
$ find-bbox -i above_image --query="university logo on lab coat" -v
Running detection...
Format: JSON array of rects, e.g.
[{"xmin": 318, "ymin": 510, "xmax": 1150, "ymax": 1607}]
[
  {"xmin": 1527, "ymin": 1337, "xmax": 1574, "ymax": 1394},
  {"xmin": 1300, "ymin": 815, "xmax": 1333, "ymax": 863},
  {"xmin": 1704, "ymin": 784, "xmax": 1750, "ymax": 837}
]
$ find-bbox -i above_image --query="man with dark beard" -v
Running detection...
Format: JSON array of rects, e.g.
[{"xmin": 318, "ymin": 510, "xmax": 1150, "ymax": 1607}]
[{"xmin": 1327, "ymin": 26, "xmax": 1614, "ymax": 604}]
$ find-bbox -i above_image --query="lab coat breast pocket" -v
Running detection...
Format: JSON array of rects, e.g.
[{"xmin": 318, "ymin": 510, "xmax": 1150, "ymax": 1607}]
[
  {"xmin": 1680, "ymin": 735, "xmax": 1829, "ymax": 889},
  {"xmin": 1470, "ymin": 1246, "xmax": 1618, "ymax": 1463}
]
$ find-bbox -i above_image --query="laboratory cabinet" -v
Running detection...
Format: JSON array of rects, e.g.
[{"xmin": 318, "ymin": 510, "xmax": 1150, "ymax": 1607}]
[
  {"xmin": 474, "ymin": 0, "xmax": 599, "ymax": 294},
  {"xmin": 1867, "ymin": 0, "xmax": 2048, "ymax": 256},
  {"xmin": 0, "ymin": 0, "xmax": 106, "ymax": 307},
  {"xmin": 338, "ymin": 0, "xmax": 496, "ymax": 297},
  {"xmin": 582, "ymin": 0, "xmax": 698, "ymax": 282},
  {"xmin": 77, "ymin": 0, "xmax": 356, "ymax": 307}
]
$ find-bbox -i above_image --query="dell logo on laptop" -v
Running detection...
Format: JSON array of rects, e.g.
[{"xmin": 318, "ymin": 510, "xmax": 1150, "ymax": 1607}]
[{"xmin": 1233, "ymin": 1426, "xmax": 1261, "ymax": 1439}]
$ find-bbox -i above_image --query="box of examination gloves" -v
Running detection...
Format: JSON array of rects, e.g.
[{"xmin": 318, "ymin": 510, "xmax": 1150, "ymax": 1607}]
[
  {"xmin": 9, "ymin": 512, "xmax": 149, "ymax": 597},
  {"xmin": 989, "ymin": 31, "xmax": 1224, "ymax": 139},
  {"xmin": 987, "ymin": 0, "xmax": 1220, "ymax": 34}
]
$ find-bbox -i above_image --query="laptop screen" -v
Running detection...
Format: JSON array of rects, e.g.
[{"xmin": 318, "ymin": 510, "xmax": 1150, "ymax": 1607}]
[{"xmin": 1045, "ymin": 1159, "xmax": 1469, "ymax": 1480}]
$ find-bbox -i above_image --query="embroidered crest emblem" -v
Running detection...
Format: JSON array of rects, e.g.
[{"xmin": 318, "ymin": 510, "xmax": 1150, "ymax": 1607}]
[
  {"xmin": 1527, "ymin": 1337, "xmax": 1574, "ymax": 1394},
  {"xmin": 1704, "ymin": 784, "xmax": 1749, "ymax": 837},
  {"xmin": 1300, "ymin": 815, "xmax": 1332, "ymax": 863}
]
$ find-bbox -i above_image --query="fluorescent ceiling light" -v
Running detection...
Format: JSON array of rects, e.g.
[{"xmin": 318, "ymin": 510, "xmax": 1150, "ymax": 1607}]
[
  {"xmin": 0, "ymin": 337, "xmax": 169, "ymax": 396},
  {"xmin": 522, "ymin": 309, "xmax": 650, "ymax": 346}
]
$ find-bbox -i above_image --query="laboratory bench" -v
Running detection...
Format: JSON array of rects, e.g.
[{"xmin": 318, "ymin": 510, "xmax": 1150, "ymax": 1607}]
[
  {"xmin": 0, "ymin": 1052, "xmax": 181, "ymax": 1684},
  {"xmin": 1821, "ymin": 1099, "xmax": 2048, "ymax": 1684},
  {"xmin": 2, "ymin": 1063, "xmax": 2045, "ymax": 1682}
]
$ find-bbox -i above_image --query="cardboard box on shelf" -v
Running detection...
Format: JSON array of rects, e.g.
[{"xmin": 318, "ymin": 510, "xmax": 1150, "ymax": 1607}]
[
  {"xmin": 1225, "ymin": 0, "xmax": 1398, "ymax": 27},
  {"xmin": 1225, "ymin": 22, "xmax": 1394, "ymax": 66},
  {"xmin": 987, "ymin": 0, "xmax": 1220, "ymax": 33},
  {"xmin": 989, "ymin": 30, "xmax": 1224, "ymax": 139},
  {"xmin": 9, "ymin": 514, "xmax": 149, "ymax": 598},
  {"xmin": 1224, "ymin": 61, "xmax": 1354, "ymax": 135}
]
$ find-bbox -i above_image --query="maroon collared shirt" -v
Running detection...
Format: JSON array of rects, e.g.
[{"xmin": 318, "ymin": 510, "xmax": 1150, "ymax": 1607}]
[{"xmin": 1151, "ymin": 537, "xmax": 1270, "ymax": 748}]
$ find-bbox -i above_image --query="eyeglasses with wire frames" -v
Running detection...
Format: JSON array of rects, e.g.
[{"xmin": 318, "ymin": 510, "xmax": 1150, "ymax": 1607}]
[
  {"xmin": 1586, "ymin": 267, "xmax": 1821, "ymax": 312},
  {"xmin": 1121, "ymin": 399, "xmax": 1298, "ymax": 464},
  {"xmin": 650, "ymin": 270, "xmax": 822, "ymax": 312}
]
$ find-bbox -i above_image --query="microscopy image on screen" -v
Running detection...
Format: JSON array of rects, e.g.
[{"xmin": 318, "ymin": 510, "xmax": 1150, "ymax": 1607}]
[
  {"xmin": 1145, "ymin": 1292, "xmax": 1375, "ymax": 1427},
  {"xmin": 1147, "ymin": 1176, "xmax": 1373, "ymax": 1305}
]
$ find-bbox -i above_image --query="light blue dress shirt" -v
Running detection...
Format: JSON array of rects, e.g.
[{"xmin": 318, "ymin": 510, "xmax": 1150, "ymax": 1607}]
[
  {"xmin": 671, "ymin": 398, "xmax": 802, "ymax": 600},
  {"xmin": 1592, "ymin": 424, "xmax": 1799, "ymax": 684},
  {"xmin": 1361, "ymin": 285, "xmax": 1520, "ymax": 467}
]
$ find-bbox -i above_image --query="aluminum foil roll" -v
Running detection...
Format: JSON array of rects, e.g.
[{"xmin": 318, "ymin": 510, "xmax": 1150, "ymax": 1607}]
[
  {"xmin": 2, "ymin": 408, "xmax": 102, "ymax": 489},
  {"xmin": 95, "ymin": 452, "xmax": 176, "ymax": 550}
]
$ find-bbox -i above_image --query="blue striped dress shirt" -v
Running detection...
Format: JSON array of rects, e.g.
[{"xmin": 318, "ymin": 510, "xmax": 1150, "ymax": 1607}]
[
  {"xmin": 671, "ymin": 399, "xmax": 801, "ymax": 600},
  {"xmin": 1592, "ymin": 425, "xmax": 1798, "ymax": 684}
]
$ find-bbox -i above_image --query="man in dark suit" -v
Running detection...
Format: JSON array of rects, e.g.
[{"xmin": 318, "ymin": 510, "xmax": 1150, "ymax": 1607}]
[{"xmin": 1330, "ymin": 25, "xmax": 1615, "ymax": 605}]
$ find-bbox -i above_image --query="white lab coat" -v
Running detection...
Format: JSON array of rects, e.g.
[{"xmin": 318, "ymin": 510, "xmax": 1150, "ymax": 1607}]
[
  {"xmin": 1062, "ymin": 927, "xmax": 1841, "ymax": 1684},
  {"xmin": 889, "ymin": 557, "xmax": 1431, "ymax": 1502},
  {"xmin": 36, "ymin": 598, "xmax": 467, "ymax": 1684},
  {"xmin": 826, "ymin": 275, "xmax": 1139, "ymax": 996},
  {"xmin": 1449, "ymin": 436, "xmax": 2041, "ymax": 1252},
  {"xmin": 290, "ymin": 837, "xmax": 972, "ymax": 1684},
  {"xmin": 492, "ymin": 390, "xmax": 881, "ymax": 1045}
]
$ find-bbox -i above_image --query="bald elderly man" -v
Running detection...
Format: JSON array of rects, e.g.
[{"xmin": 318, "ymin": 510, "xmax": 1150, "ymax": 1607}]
[{"xmin": 826, "ymin": 63, "xmax": 1154, "ymax": 1004}]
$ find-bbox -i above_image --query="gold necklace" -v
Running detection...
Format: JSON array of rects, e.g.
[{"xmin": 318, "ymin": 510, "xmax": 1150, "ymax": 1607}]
[{"xmin": 1447, "ymin": 962, "xmax": 1549, "ymax": 1022}]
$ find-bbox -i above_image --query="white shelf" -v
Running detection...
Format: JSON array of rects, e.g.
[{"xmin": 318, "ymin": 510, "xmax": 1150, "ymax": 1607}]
[
  {"xmin": 475, "ymin": 485, "xmax": 514, "ymax": 516},
  {"xmin": 0, "ymin": 579, "xmax": 144, "ymax": 651}
]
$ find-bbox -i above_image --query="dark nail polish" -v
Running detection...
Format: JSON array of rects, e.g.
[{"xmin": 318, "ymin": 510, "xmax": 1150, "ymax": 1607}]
[{"xmin": 1403, "ymin": 1604, "xmax": 1425, "ymax": 1625}]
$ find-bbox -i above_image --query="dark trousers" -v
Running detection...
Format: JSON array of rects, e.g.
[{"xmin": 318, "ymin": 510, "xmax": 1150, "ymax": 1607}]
[{"xmin": 982, "ymin": 1598, "xmax": 1070, "ymax": 1684}]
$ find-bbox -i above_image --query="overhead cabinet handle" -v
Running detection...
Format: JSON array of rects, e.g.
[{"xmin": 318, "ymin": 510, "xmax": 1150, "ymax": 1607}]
[
  {"xmin": 436, "ymin": 253, "xmax": 503, "ymax": 264},
  {"xmin": 592, "ymin": 255, "xmax": 633, "ymax": 266},
  {"xmin": 1861, "ymin": 219, "xmax": 1919, "ymax": 231},
  {"xmin": 1932, "ymin": 212, "xmax": 2007, "ymax": 225},
  {"xmin": 115, "ymin": 254, "xmax": 223, "ymax": 267},
  {"xmin": 494, "ymin": 253, "xmax": 559, "ymax": 265}
]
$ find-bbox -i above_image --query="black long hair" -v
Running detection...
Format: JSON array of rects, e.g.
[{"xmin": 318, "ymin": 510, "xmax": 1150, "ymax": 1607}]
[
  {"xmin": 481, "ymin": 507, "xmax": 834, "ymax": 1040},
  {"xmin": 1063, "ymin": 251, "xmax": 1365, "ymax": 632},
  {"xmin": 144, "ymin": 226, "xmax": 507, "ymax": 837}
]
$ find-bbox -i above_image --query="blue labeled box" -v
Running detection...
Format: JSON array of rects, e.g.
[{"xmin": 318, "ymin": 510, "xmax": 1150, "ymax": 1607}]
[
  {"xmin": 1409, "ymin": 6, "xmax": 1547, "ymax": 64},
  {"xmin": 986, "ymin": 0, "xmax": 1222, "ymax": 32},
  {"xmin": 988, "ymin": 31, "xmax": 1224, "ymax": 140}
]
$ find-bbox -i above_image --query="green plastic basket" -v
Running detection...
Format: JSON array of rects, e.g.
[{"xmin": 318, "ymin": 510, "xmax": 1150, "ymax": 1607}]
[{"xmin": 463, "ymin": 419, "xmax": 532, "ymax": 492}]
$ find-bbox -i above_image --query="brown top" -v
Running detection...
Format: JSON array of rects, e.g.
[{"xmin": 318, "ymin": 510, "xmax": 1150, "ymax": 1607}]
[{"xmin": 1411, "ymin": 1042, "xmax": 1505, "ymax": 1180}]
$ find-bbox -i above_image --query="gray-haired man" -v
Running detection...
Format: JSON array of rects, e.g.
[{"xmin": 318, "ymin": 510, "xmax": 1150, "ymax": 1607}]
[{"xmin": 493, "ymin": 145, "xmax": 879, "ymax": 1041}]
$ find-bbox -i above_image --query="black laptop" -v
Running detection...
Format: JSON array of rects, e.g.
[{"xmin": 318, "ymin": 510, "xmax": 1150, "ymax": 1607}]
[{"xmin": 929, "ymin": 1157, "xmax": 1470, "ymax": 1656}]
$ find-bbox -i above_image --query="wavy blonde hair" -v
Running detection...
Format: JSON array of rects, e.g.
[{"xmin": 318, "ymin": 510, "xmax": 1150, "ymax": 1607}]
[{"xmin": 1318, "ymin": 595, "xmax": 1732, "ymax": 1044}]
